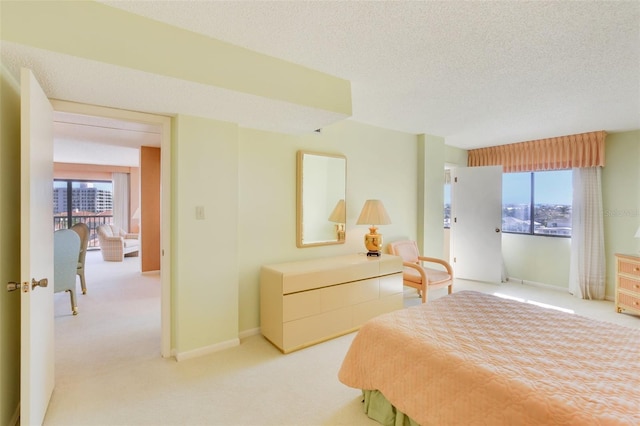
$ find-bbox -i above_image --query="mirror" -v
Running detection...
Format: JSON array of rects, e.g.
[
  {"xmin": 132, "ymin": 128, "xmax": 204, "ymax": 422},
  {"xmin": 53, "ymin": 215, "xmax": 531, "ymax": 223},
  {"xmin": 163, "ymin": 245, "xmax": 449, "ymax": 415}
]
[{"xmin": 296, "ymin": 150, "xmax": 347, "ymax": 247}]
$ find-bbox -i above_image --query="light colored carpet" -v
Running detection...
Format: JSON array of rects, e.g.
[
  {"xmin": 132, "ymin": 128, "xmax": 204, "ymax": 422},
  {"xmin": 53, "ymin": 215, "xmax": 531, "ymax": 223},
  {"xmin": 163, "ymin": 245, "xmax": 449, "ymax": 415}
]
[{"xmin": 45, "ymin": 252, "xmax": 639, "ymax": 425}]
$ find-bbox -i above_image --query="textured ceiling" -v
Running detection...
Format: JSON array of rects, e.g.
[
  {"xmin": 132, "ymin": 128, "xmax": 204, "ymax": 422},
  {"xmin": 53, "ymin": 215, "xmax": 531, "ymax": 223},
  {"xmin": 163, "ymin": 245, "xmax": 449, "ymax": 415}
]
[
  {"xmin": 99, "ymin": 0, "xmax": 640, "ymax": 149},
  {"xmin": 3, "ymin": 1, "xmax": 639, "ymax": 154}
]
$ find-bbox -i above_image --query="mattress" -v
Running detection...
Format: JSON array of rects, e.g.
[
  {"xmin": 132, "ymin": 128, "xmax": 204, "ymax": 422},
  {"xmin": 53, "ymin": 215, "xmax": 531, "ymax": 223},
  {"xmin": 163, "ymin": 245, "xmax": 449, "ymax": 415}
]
[{"xmin": 338, "ymin": 291, "xmax": 640, "ymax": 426}]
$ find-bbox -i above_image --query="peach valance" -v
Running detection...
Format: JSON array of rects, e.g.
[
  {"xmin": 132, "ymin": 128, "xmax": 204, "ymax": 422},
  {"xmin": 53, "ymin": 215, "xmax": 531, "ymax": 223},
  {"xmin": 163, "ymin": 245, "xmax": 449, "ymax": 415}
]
[{"xmin": 468, "ymin": 131, "xmax": 606, "ymax": 172}]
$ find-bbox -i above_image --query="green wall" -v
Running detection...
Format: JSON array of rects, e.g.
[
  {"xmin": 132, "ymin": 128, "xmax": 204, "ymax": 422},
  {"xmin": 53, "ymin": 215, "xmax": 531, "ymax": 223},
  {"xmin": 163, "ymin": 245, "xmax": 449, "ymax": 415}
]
[
  {"xmin": 172, "ymin": 115, "xmax": 240, "ymax": 357},
  {"xmin": 0, "ymin": 66, "xmax": 22, "ymax": 426},
  {"xmin": 602, "ymin": 131, "xmax": 640, "ymax": 297},
  {"xmin": 237, "ymin": 120, "xmax": 419, "ymax": 332}
]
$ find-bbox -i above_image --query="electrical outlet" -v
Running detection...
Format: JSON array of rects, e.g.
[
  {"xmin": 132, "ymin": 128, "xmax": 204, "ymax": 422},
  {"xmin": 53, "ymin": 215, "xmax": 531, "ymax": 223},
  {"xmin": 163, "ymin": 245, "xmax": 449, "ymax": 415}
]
[{"xmin": 196, "ymin": 206, "xmax": 205, "ymax": 220}]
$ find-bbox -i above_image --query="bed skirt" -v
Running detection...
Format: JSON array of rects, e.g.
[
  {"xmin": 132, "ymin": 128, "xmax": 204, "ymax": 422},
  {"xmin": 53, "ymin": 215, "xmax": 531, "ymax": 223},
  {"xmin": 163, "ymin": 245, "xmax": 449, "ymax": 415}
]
[{"xmin": 362, "ymin": 390, "xmax": 419, "ymax": 426}]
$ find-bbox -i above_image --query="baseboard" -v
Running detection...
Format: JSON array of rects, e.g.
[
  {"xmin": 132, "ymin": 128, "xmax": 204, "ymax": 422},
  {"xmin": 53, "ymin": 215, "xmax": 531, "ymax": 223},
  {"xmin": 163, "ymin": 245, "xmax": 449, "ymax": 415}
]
[
  {"xmin": 239, "ymin": 327, "xmax": 260, "ymax": 340},
  {"xmin": 506, "ymin": 277, "xmax": 570, "ymax": 293},
  {"xmin": 174, "ymin": 338, "xmax": 240, "ymax": 362}
]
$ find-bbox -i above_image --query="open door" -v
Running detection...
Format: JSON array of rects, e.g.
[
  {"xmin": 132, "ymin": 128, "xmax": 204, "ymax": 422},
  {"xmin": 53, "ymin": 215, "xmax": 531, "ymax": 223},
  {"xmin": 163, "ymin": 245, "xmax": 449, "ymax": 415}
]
[
  {"xmin": 20, "ymin": 68, "xmax": 55, "ymax": 426},
  {"xmin": 451, "ymin": 166, "xmax": 503, "ymax": 283}
]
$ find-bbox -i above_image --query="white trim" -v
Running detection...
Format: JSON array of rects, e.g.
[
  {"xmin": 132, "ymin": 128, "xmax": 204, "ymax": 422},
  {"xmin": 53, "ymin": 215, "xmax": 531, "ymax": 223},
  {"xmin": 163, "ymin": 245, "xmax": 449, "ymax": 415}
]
[
  {"xmin": 175, "ymin": 338, "xmax": 241, "ymax": 362},
  {"xmin": 239, "ymin": 327, "xmax": 260, "ymax": 340},
  {"xmin": 50, "ymin": 100, "xmax": 172, "ymax": 358}
]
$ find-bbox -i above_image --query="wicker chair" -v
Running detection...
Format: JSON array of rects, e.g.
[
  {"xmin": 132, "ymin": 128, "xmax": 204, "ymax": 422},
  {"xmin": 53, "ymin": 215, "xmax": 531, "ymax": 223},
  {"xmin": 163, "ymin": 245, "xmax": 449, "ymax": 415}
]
[
  {"xmin": 387, "ymin": 240, "xmax": 453, "ymax": 303},
  {"xmin": 97, "ymin": 224, "xmax": 139, "ymax": 262}
]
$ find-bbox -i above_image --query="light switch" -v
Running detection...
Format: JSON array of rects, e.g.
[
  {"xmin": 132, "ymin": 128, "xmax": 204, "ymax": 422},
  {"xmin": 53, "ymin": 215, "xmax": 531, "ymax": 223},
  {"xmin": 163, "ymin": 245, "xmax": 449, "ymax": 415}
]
[{"xmin": 196, "ymin": 206, "xmax": 205, "ymax": 220}]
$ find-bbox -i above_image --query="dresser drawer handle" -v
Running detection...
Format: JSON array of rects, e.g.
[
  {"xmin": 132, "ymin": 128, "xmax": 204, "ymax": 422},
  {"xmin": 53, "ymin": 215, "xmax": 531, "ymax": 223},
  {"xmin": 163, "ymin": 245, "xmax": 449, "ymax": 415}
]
[{"xmin": 635, "ymin": 267, "xmax": 640, "ymax": 272}]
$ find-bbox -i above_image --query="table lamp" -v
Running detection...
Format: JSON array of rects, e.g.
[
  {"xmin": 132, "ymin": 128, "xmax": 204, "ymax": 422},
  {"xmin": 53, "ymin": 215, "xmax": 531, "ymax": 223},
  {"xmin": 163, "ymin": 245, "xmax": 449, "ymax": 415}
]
[{"xmin": 356, "ymin": 199, "xmax": 391, "ymax": 257}]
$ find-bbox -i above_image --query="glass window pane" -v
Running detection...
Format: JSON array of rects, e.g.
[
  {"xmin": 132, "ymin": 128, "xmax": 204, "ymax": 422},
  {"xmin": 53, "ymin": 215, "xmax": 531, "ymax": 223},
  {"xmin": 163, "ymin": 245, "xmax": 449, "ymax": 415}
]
[
  {"xmin": 502, "ymin": 172, "xmax": 532, "ymax": 234},
  {"xmin": 533, "ymin": 170, "xmax": 572, "ymax": 236},
  {"xmin": 444, "ymin": 182, "xmax": 451, "ymax": 228}
]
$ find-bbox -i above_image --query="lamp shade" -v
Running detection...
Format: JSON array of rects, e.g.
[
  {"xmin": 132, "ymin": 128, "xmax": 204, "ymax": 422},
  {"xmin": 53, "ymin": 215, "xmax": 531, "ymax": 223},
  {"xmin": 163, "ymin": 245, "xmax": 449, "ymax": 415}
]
[
  {"xmin": 356, "ymin": 200, "xmax": 391, "ymax": 226},
  {"xmin": 635, "ymin": 226, "xmax": 640, "ymax": 238},
  {"xmin": 328, "ymin": 199, "xmax": 346, "ymax": 223}
]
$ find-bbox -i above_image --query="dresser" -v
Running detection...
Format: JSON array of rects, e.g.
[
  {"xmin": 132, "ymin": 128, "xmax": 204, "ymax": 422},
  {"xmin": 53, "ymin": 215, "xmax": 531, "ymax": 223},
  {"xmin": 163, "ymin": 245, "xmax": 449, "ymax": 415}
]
[
  {"xmin": 260, "ymin": 254, "xmax": 403, "ymax": 353},
  {"xmin": 614, "ymin": 253, "xmax": 640, "ymax": 316}
]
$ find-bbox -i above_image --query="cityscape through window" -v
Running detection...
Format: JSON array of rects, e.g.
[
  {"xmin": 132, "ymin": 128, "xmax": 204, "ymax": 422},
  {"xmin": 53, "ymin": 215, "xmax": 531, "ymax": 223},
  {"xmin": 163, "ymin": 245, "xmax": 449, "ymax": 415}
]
[{"xmin": 502, "ymin": 170, "xmax": 572, "ymax": 236}]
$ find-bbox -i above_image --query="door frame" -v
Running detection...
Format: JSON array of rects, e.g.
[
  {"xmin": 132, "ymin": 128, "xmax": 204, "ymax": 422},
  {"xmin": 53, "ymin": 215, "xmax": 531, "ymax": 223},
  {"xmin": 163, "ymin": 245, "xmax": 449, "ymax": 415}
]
[{"xmin": 50, "ymin": 100, "xmax": 172, "ymax": 357}]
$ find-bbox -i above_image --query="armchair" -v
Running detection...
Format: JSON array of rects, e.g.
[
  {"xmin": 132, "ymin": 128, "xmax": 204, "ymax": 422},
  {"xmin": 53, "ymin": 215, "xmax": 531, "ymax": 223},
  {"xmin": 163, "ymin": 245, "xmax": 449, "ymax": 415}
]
[
  {"xmin": 70, "ymin": 222, "xmax": 89, "ymax": 294},
  {"xmin": 97, "ymin": 224, "xmax": 139, "ymax": 262},
  {"xmin": 54, "ymin": 229, "xmax": 81, "ymax": 315},
  {"xmin": 387, "ymin": 240, "xmax": 453, "ymax": 303}
]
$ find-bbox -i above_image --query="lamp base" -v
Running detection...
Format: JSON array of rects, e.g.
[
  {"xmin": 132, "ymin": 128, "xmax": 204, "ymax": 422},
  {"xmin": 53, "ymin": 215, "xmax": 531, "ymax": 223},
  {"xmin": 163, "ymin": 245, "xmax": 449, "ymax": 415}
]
[{"xmin": 364, "ymin": 226, "xmax": 383, "ymax": 256}]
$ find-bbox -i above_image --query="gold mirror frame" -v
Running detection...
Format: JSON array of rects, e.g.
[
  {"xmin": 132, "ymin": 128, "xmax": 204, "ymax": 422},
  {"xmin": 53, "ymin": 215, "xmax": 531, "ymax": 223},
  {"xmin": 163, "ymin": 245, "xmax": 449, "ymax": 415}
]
[{"xmin": 296, "ymin": 150, "xmax": 347, "ymax": 247}]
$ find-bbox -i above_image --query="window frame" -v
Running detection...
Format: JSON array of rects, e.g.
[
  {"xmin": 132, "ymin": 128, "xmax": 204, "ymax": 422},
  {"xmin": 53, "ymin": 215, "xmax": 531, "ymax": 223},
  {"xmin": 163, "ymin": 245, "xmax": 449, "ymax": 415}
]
[{"xmin": 502, "ymin": 170, "xmax": 572, "ymax": 238}]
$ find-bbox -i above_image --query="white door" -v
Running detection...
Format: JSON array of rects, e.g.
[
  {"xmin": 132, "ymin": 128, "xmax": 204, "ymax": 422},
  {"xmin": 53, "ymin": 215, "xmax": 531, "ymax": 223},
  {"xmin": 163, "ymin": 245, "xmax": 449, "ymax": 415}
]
[
  {"xmin": 20, "ymin": 68, "xmax": 55, "ymax": 426},
  {"xmin": 451, "ymin": 166, "xmax": 503, "ymax": 283}
]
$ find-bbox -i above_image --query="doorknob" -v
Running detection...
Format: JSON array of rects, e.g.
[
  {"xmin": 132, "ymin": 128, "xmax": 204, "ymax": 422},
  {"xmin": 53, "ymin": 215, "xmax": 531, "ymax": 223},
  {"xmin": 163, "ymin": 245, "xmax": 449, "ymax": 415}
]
[
  {"xmin": 7, "ymin": 278, "xmax": 48, "ymax": 292},
  {"xmin": 7, "ymin": 281, "xmax": 22, "ymax": 292},
  {"xmin": 31, "ymin": 278, "xmax": 48, "ymax": 290},
  {"xmin": 495, "ymin": 228, "xmax": 501, "ymax": 233}
]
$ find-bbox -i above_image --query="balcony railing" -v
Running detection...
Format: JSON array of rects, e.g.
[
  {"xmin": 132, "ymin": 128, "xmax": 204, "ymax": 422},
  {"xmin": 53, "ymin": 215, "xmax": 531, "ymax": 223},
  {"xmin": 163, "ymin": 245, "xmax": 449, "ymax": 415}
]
[{"xmin": 53, "ymin": 215, "xmax": 113, "ymax": 249}]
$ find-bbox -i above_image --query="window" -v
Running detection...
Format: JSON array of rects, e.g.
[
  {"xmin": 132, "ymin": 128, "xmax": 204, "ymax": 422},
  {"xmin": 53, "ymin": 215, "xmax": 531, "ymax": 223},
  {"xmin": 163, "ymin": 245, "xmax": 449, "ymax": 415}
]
[
  {"xmin": 54, "ymin": 179, "xmax": 114, "ymax": 248},
  {"xmin": 502, "ymin": 170, "xmax": 572, "ymax": 236},
  {"xmin": 444, "ymin": 180, "xmax": 451, "ymax": 229}
]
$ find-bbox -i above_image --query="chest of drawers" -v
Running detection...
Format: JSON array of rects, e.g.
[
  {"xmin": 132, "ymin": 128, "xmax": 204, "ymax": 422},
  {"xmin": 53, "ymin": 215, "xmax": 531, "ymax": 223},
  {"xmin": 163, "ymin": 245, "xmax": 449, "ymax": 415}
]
[
  {"xmin": 260, "ymin": 254, "xmax": 403, "ymax": 353},
  {"xmin": 614, "ymin": 253, "xmax": 640, "ymax": 316}
]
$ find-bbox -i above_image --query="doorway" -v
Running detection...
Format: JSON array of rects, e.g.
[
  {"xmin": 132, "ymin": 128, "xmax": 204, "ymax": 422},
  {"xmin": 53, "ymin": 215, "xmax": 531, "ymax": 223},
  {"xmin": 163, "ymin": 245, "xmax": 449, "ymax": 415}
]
[{"xmin": 51, "ymin": 100, "xmax": 171, "ymax": 357}]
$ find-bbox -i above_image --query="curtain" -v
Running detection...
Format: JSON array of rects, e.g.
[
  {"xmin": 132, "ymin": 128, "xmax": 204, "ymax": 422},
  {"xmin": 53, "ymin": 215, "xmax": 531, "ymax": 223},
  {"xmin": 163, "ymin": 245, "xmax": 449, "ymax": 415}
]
[
  {"xmin": 569, "ymin": 167, "xmax": 605, "ymax": 300},
  {"xmin": 112, "ymin": 172, "xmax": 130, "ymax": 231},
  {"xmin": 468, "ymin": 131, "xmax": 606, "ymax": 172}
]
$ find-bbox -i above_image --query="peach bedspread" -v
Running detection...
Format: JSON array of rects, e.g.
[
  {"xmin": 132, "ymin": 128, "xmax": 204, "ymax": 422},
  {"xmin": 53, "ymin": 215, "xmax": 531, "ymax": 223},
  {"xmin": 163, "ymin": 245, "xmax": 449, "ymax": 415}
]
[{"xmin": 338, "ymin": 291, "xmax": 640, "ymax": 426}]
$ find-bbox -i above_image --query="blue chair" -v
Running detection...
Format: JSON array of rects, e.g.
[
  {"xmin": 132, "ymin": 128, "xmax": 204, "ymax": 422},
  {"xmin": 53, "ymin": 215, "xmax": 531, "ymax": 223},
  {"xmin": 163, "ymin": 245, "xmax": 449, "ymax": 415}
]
[{"xmin": 54, "ymin": 229, "xmax": 81, "ymax": 315}]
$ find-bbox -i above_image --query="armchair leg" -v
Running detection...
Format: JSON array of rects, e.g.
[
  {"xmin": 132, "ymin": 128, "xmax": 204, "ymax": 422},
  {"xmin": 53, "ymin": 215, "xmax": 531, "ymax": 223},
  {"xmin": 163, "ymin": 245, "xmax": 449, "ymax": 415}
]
[
  {"xmin": 67, "ymin": 289, "xmax": 78, "ymax": 315},
  {"xmin": 78, "ymin": 272, "xmax": 86, "ymax": 294},
  {"xmin": 421, "ymin": 285, "xmax": 427, "ymax": 303}
]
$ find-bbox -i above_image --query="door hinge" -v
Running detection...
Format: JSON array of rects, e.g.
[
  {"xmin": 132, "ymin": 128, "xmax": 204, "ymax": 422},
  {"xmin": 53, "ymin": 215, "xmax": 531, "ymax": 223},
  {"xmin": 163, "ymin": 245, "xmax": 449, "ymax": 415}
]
[
  {"xmin": 454, "ymin": 177, "xmax": 458, "ymax": 183},
  {"xmin": 454, "ymin": 217, "xmax": 457, "ymax": 223},
  {"xmin": 453, "ymin": 257, "xmax": 457, "ymax": 263}
]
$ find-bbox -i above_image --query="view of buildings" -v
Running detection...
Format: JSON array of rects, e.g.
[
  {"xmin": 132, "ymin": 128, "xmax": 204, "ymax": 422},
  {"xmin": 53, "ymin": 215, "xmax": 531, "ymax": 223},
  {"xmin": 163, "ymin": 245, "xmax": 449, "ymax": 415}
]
[
  {"xmin": 444, "ymin": 203, "xmax": 572, "ymax": 236},
  {"xmin": 53, "ymin": 183, "xmax": 113, "ymax": 214}
]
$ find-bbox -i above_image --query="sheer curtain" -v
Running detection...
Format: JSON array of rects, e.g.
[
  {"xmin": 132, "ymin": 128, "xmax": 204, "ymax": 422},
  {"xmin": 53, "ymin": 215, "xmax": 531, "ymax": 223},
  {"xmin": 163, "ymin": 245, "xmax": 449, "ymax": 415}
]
[
  {"xmin": 112, "ymin": 172, "xmax": 130, "ymax": 231},
  {"xmin": 569, "ymin": 167, "xmax": 605, "ymax": 299}
]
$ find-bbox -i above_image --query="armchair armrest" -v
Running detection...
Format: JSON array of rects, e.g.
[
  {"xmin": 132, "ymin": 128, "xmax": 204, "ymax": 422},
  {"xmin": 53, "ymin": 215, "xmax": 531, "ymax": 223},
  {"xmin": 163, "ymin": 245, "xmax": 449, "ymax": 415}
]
[
  {"xmin": 402, "ymin": 261, "xmax": 428, "ymax": 282},
  {"xmin": 102, "ymin": 236, "xmax": 124, "ymax": 243},
  {"xmin": 417, "ymin": 256, "xmax": 454, "ymax": 276},
  {"xmin": 124, "ymin": 233, "xmax": 139, "ymax": 240}
]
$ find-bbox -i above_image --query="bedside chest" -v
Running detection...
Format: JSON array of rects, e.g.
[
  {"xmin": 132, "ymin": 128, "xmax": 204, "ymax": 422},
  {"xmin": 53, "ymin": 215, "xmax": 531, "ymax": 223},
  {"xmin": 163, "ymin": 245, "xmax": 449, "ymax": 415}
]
[
  {"xmin": 614, "ymin": 253, "xmax": 640, "ymax": 315},
  {"xmin": 260, "ymin": 254, "xmax": 403, "ymax": 353}
]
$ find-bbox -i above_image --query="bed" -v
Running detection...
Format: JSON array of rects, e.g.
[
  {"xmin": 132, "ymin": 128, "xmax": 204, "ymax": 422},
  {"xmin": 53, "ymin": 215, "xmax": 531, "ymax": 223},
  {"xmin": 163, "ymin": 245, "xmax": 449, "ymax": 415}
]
[{"xmin": 338, "ymin": 291, "xmax": 640, "ymax": 426}]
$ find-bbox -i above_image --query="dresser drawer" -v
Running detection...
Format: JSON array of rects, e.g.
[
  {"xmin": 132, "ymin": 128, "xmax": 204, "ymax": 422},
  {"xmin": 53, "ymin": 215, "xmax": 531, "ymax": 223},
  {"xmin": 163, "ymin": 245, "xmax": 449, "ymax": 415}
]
[
  {"xmin": 618, "ymin": 260, "xmax": 640, "ymax": 277},
  {"xmin": 618, "ymin": 277, "xmax": 640, "ymax": 294},
  {"xmin": 618, "ymin": 292, "xmax": 640, "ymax": 312}
]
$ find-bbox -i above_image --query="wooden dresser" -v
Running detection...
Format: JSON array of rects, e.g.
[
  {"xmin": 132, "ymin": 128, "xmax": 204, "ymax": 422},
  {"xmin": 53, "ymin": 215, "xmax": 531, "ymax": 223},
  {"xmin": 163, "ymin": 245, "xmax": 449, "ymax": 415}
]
[
  {"xmin": 260, "ymin": 254, "xmax": 403, "ymax": 353},
  {"xmin": 614, "ymin": 253, "xmax": 640, "ymax": 316}
]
